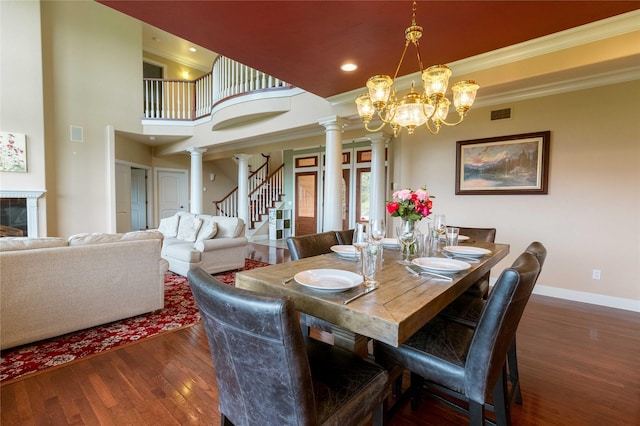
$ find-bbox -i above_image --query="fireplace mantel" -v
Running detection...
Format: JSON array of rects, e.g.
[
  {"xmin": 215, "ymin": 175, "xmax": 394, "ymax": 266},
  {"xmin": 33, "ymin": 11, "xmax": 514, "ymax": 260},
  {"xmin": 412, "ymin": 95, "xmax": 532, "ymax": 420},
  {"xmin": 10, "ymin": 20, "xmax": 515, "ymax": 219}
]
[{"xmin": 0, "ymin": 190, "xmax": 46, "ymax": 237}]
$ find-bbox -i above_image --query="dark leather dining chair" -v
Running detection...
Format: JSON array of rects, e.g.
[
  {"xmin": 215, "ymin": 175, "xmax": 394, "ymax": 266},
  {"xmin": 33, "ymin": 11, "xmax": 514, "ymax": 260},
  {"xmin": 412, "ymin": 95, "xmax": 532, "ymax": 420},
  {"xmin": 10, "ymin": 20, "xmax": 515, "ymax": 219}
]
[
  {"xmin": 336, "ymin": 229, "xmax": 354, "ymax": 245},
  {"xmin": 188, "ymin": 267, "xmax": 388, "ymax": 426},
  {"xmin": 452, "ymin": 226, "xmax": 497, "ymax": 299},
  {"xmin": 374, "ymin": 251, "xmax": 540, "ymax": 426},
  {"xmin": 286, "ymin": 231, "xmax": 341, "ymax": 261},
  {"xmin": 438, "ymin": 241, "xmax": 547, "ymax": 406},
  {"xmin": 286, "ymin": 231, "xmax": 342, "ymax": 336}
]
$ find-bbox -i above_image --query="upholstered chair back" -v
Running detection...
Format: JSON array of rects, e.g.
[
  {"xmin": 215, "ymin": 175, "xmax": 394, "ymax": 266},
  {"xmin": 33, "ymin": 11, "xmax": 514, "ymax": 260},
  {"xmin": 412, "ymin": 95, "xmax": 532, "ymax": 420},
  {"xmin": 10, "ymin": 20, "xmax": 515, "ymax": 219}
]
[{"xmin": 286, "ymin": 231, "xmax": 340, "ymax": 261}]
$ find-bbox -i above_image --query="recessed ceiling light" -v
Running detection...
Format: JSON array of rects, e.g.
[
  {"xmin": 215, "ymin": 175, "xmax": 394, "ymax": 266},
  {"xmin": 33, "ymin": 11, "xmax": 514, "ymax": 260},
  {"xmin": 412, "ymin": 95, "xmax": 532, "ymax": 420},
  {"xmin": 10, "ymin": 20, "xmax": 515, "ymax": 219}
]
[
  {"xmin": 189, "ymin": 47, "xmax": 197, "ymax": 52},
  {"xmin": 341, "ymin": 63, "xmax": 357, "ymax": 72}
]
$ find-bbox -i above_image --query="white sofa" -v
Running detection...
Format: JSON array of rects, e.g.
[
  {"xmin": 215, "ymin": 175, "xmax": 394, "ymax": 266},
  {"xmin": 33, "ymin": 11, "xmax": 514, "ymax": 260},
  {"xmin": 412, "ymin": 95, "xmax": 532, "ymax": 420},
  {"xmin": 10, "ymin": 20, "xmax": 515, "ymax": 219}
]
[
  {"xmin": 158, "ymin": 212, "xmax": 248, "ymax": 276},
  {"xmin": 0, "ymin": 231, "xmax": 168, "ymax": 350}
]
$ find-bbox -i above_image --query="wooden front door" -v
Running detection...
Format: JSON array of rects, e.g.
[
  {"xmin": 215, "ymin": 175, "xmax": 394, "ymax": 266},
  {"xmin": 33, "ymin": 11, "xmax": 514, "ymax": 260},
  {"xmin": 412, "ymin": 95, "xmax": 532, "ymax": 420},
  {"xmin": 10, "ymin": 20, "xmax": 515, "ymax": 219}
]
[{"xmin": 294, "ymin": 171, "xmax": 317, "ymax": 235}]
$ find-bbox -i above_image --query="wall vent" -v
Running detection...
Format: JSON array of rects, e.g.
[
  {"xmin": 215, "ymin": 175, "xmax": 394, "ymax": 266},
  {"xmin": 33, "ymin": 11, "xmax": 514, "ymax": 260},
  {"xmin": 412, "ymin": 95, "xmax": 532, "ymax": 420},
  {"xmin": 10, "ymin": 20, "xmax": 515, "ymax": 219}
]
[{"xmin": 491, "ymin": 108, "xmax": 512, "ymax": 121}]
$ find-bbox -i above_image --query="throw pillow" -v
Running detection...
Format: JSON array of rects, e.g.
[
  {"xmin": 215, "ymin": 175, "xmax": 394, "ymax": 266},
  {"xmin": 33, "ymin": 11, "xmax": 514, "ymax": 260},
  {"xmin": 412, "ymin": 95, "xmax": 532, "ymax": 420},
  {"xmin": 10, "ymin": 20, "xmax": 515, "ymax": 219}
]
[
  {"xmin": 158, "ymin": 215, "xmax": 180, "ymax": 238},
  {"xmin": 196, "ymin": 217, "xmax": 218, "ymax": 241},
  {"xmin": 177, "ymin": 215, "xmax": 203, "ymax": 242}
]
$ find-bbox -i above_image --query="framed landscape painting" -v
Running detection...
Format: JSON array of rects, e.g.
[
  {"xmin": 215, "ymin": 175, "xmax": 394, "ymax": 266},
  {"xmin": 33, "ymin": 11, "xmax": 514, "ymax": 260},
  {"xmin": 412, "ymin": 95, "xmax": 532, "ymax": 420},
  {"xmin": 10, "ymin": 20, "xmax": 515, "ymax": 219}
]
[
  {"xmin": 0, "ymin": 132, "xmax": 27, "ymax": 173},
  {"xmin": 456, "ymin": 131, "xmax": 550, "ymax": 195}
]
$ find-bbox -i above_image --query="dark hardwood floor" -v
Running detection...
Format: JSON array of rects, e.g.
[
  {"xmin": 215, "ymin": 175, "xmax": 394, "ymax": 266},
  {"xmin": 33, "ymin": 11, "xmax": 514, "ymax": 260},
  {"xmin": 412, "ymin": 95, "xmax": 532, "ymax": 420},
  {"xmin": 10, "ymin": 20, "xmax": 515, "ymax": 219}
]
[{"xmin": 1, "ymin": 242, "xmax": 639, "ymax": 425}]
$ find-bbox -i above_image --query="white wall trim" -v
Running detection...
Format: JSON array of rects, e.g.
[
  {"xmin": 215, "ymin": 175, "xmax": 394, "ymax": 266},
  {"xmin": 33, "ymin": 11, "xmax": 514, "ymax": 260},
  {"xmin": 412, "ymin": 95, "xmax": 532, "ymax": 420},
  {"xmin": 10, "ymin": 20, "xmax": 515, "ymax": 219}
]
[
  {"xmin": 532, "ymin": 285, "xmax": 640, "ymax": 313},
  {"xmin": 489, "ymin": 277, "xmax": 640, "ymax": 313}
]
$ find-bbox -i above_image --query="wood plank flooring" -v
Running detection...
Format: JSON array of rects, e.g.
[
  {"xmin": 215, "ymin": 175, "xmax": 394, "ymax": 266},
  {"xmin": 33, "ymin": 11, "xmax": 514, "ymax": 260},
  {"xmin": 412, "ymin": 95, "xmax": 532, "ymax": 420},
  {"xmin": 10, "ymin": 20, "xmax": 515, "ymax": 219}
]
[{"xmin": 2, "ymin": 242, "xmax": 639, "ymax": 425}]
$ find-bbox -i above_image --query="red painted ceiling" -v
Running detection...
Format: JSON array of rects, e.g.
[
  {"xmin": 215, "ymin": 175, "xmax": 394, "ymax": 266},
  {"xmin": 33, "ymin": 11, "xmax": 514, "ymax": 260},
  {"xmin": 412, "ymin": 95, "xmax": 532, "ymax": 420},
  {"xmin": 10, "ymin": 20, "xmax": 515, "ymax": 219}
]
[{"xmin": 98, "ymin": 1, "xmax": 639, "ymax": 98}]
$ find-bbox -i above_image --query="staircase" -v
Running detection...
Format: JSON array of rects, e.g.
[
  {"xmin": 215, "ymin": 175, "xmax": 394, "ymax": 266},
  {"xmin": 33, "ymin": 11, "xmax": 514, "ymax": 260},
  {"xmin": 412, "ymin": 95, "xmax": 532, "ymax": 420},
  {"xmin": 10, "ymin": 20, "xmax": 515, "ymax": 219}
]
[{"xmin": 213, "ymin": 160, "xmax": 285, "ymax": 235}]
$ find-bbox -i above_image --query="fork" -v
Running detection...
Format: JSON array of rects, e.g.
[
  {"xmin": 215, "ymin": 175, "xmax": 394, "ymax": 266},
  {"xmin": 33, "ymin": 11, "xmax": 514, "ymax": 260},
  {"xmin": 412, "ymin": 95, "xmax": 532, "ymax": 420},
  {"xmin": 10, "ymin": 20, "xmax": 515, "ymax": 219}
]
[{"xmin": 442, "ymin": 251, "xmax": 480, "ymax": 263}]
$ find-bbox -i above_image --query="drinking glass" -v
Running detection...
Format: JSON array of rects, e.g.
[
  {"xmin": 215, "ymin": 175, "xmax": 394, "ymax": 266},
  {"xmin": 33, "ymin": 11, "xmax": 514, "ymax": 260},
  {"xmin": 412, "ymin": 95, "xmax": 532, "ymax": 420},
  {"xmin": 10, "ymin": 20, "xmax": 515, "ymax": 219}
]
[
  {"xmin": 353, "ymin": 223, "xmax": 369, "ymax": 279},
  {"xmin": 369, "ymin": 219, "xmax": 386, "ymax": 244},
  {"xmin": 361, "ymin": 244, "xmax": 381, "ymax": 288},
  {"xmin": 432, "ymin": 214, "xmax": 447, "ymax": 252},
  {"xmin": 396, "ymin": 222, "xmax": 416, "ymax": 264}
]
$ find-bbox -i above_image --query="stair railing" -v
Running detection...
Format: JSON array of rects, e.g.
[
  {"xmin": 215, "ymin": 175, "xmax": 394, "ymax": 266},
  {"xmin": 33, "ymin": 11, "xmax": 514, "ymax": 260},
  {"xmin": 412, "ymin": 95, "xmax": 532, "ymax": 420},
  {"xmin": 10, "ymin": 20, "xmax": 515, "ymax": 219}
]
[{"xmin": 213, "ymin": 163, "xmax": 284, "ymax": 227}]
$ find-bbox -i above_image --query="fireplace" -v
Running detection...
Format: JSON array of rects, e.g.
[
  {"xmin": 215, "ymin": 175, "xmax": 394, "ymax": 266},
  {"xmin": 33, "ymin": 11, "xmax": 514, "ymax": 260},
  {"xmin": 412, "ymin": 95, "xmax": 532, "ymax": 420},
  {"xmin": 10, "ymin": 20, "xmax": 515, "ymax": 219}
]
[{"xmin": 0, "ymin": 191, "xmax": 45, "ymax": 237}]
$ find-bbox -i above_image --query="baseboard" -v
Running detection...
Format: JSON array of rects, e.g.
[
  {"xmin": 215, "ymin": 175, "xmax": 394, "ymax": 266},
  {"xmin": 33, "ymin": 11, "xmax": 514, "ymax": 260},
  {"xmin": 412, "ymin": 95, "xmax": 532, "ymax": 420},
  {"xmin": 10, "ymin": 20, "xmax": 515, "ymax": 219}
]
[
  {"xmin": 532, "ymin": 285, "xmax": 640, "ymax": 313},
  {"xmin": 488, "ymin": 279, "xmax": 639, "ymax": 313}
]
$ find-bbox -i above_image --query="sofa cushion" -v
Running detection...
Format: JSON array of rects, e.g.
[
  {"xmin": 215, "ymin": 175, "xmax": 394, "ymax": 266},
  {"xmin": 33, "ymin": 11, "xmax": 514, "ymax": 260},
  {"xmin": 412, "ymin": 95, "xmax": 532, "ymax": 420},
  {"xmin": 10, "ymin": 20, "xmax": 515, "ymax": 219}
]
[
  {"xmin": 164, "ymin": 243, "xmax": 202, "ymax": 263},
  {"xmin": 212, "ymin": 216, "xmax": 244, "ymax": 239},
  {"xmin": 158, "ymin": 214, "xmax": 180, "ymax": 238},
  {"xmin": 196, "ymin": 216, "xmax": 218, "ymax": 241},
  {"xmin": 0, "ymin": 237, "xmax": 68, "ymax": 252},
  {"xmin": 69, "ymin": 231, "xmax": 163, "ymax": 246},
  {"xmin": 177, "ymin": 215, "xmax": 202, "ymax": 242}
]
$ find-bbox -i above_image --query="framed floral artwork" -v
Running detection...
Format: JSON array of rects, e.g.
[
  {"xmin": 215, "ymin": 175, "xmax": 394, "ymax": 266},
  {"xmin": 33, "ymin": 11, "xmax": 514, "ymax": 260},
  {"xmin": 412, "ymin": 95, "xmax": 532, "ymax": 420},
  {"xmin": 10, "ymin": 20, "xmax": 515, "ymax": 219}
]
[
  {"xmin": 455, "ymin": 131, "xmax": 550, "ymax": 195},
  {"xmin": 0, "ymin": 132, "xmax": 27, "ymax": 173}
]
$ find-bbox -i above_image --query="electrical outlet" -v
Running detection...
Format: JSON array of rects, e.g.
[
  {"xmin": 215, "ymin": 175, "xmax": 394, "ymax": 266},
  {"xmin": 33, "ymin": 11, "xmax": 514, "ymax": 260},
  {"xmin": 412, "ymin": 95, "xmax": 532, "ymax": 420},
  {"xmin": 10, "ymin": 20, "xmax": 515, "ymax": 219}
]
[{"xmin": 592, "ymin": 269, "xmax": 601, "ymax": 280}]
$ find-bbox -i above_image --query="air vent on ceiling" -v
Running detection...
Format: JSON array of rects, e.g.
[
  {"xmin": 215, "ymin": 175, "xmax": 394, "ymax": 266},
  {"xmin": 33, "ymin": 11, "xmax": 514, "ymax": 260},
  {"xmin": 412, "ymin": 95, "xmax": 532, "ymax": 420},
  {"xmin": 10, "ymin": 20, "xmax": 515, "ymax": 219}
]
[{"xmin": 491, "ymin": 108, "xmax": 512, "ymax": 121}]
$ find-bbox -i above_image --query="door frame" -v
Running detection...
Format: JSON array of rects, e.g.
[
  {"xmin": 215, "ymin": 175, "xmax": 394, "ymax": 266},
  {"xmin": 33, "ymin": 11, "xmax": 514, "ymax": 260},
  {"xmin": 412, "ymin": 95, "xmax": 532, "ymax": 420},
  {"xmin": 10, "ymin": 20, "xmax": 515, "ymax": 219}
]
[{"xmin": 115, "ymin": 160, "xmax": 153, "ymax": 232}]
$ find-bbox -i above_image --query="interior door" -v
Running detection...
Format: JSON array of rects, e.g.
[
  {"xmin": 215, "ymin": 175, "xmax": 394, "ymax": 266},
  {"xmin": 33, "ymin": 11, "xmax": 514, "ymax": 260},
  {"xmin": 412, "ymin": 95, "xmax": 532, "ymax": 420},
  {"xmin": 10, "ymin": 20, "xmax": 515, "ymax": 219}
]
[
  {"xmin": 295, "ymin": 171, "xmax": 317, "ymax": 235},
  {"xmin": 131, "ymin": 168, "xmax": 147, "ymax": 230},
  {"xmin": 158, "ymin": 170, "xmax": 188, "ymax": 219}
]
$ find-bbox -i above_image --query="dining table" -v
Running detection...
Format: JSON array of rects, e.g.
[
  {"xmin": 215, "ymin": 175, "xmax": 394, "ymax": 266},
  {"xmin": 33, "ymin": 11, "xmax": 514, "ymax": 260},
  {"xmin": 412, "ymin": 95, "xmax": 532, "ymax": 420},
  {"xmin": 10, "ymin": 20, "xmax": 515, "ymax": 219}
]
[{"xmin": 235, "ymin": 240, "xmax": 509, "ymax": 357}]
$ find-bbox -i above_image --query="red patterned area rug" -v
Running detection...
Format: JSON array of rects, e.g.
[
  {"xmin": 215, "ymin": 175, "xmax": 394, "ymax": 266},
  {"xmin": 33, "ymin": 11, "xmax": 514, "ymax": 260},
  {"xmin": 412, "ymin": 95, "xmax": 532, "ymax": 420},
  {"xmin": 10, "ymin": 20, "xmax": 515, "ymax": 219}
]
[{"xmin": 0, "ymin": 259, "xmax": 269, "ymax": 383}]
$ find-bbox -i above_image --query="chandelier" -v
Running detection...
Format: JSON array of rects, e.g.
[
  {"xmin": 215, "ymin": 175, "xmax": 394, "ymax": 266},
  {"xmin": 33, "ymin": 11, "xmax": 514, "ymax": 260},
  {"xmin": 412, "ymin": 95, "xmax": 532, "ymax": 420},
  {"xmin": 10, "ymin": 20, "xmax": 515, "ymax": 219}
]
[{"xmin": 355, "ymin": 1, "xmax": 479, "ymax": 137}]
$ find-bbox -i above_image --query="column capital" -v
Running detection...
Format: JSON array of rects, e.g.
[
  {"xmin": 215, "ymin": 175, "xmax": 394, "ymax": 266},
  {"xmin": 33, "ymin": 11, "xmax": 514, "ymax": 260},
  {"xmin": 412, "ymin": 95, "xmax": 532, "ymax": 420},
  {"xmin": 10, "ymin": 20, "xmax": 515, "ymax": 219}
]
[
  {"xmin": 318, "ymin": 116, "xmax": 349, "ymax": 131},
  {"xmin": 234, "ymin": 153, "xmax": 252, "ymax": 161},
  {"xmin": 187, "ymin": 147, "xmax": 207, "ymax": 155},
  {"xmin": 367, "ymin": 132, "xmax": 390, "ymax": 145}
]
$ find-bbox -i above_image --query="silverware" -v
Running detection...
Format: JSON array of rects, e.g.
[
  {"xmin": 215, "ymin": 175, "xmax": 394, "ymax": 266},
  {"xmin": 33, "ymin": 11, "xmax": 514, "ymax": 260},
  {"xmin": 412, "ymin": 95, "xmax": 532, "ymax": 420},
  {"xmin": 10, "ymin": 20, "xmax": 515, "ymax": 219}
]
[
  {"xmin": 442, "ymin": 252, "xmax": 480, "ymax": 263},
  {"xmin": 405, "ymin": 265, "xmax": 454, "ymax": 282},
  {"xmin": 342, "ymin": 285, "xmax": 379, "ymax": 305},
  {"xmin": 282, "ymin": 276, "xmax": 294, "ymax": 285}
]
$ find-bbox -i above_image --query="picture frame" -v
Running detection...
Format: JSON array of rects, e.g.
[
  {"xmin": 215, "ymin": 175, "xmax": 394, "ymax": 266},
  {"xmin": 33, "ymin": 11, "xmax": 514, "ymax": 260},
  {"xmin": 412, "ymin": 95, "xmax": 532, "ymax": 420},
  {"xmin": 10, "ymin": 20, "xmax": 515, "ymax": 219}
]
[
  {"xmin": 0, "ymin": 132, "xmax": 27, "ymax": 173},
  {"xmin": 456, "ymin": 131, "xmax": 550, "ymax": 195}
]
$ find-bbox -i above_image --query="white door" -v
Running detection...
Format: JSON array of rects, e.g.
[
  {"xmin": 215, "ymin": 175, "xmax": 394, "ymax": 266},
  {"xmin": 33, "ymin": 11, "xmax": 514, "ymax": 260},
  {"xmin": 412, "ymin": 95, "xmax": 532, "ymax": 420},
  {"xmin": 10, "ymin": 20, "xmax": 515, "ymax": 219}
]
[
  {"xmin": 158, "ymin": 170, "xmax": 188, "ymax": 219},
  {"xmin": 115, "ymin": 163, "xmax": 131, "ymax": 233},
  {"xmin": 131, "ymin": 168, "xmax": 147, "ymax": 230}
]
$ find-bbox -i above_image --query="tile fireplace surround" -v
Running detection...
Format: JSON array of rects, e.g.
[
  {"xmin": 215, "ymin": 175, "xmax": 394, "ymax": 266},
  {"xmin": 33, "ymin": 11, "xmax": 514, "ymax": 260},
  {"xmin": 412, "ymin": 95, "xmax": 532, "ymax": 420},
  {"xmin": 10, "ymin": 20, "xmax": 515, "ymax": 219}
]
[{"xmin": 0, "ymin": 190, "xmax": 45, "ymax": 237}]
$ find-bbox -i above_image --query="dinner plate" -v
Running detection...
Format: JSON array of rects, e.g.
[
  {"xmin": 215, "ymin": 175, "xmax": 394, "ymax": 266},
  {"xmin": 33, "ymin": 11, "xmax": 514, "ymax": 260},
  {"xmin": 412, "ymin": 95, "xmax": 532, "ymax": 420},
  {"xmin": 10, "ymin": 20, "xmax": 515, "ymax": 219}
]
[
  {"xmin": 294, "ymin": 269, "xmax": 363, "ymax": 292},
  {"xmin": 381, "ymin": 238, "xmax": 400, "ymax": 247},
  {"xmin": 412, "ymin": 257, "xmax": 471, "ymax": 274},
  {"xmin": 439, "ymin": 234, "xmax": 470, "ymax": 241},
  {"xmin": 330, "ymin": 245, "xmax": 359, "ymax": 258},
  {"xmin": 444, "ymin": 246, "xmax": 491, "ymax": 257}
]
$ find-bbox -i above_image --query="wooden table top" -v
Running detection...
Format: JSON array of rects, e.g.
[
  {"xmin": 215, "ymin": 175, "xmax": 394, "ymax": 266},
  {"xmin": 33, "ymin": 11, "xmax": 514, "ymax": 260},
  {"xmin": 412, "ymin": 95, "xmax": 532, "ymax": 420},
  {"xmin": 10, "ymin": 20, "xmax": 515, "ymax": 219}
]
[{"xmin": 235, "ymin": 242, "xmax": 509, "ymax": 348}]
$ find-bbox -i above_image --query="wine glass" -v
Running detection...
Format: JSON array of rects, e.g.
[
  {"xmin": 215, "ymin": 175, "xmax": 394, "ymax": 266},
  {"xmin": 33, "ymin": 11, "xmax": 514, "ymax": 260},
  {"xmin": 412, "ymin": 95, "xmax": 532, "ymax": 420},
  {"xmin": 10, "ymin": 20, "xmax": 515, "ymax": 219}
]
[
  {"xmin": 369, "ymin": 219, "xmax": 386, "ymax": 245},
  {"xmin": 353, "ymin": 223, "xmax": 369, "ymax": 279},
  {"xmin": 396, "ymin": 222, "xmax": 416, "ymax": 264},
  {"xmin": 432, "ymin": 214, "xmax": 446, "ymax": 252}
]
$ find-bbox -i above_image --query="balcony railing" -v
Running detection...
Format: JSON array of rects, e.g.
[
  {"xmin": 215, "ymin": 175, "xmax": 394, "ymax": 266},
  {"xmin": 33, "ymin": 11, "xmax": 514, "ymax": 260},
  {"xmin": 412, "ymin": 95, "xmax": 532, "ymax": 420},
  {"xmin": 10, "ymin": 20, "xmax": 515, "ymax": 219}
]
[{"xmin": 143, "ymin": 56, "xmax": 291, "ymax": 121}]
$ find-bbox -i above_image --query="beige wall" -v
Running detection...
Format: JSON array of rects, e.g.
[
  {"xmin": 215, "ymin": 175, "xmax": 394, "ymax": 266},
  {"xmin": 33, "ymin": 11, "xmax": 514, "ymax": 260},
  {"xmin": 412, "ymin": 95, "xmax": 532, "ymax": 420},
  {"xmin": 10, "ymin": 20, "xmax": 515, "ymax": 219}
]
[
  {"xmin": 40, "ymin": 0, "xmax": 143, "ymax": 236},
  {"xmin": 0, "ymin": 0, "xmax": 48, "ymax": 234},
  {"xmin": 393, "ymin": 80, "xmax": 639, "ymax": 307}
]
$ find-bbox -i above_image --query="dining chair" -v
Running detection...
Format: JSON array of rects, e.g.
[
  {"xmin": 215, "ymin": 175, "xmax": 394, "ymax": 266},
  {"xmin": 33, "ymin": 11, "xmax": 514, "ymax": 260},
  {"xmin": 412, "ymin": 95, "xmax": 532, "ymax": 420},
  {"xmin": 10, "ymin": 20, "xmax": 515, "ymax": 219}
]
[
  {"xmin": 451, "ymin": 226, "xmax": 497, "ymax": 299},
  {"xmin": 438, "ymin": 242, "xmax": 547, "ymax": 406},
  {"xmin": 286, "ymin": 231, "xmax": 342, "ymax": 336},
  {"xmin": 188, "ymin": 267, "xmax": 388, "ymax": 426},
  {"xmin": 336, "ymin": 229, "xmax": 354, "ymax": 245},
  {"xmin": 374, "ymin": 251, "xmax": 540, "ymax": 426},
  {"xmin": 286, "ymin": 231, "xmax": 341, "ymax": 261}
]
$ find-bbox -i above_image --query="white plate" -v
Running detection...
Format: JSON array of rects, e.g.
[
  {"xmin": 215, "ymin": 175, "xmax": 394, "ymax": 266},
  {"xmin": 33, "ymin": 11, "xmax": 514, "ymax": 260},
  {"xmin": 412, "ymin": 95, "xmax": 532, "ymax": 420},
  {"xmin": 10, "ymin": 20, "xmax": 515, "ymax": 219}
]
[
  {"xmin": 412, "ymin": 257, "xmax": 471, "ymax": 274},
  {"xmin": 330, "ymin": 245, "xmax": 359, "ymax": 258},
  {"xmin": 444, "ymin": 246, "xmax": 491, "ymax": 257},
  {"xmin": 439, "ymin": 234, "xmax": 470, "ymax": 241},
  {"xmin": 381, "ymin": 238, "xmax": 400, "ymax": 247},
  {"xmin": 294, "ymin": 269, "xmax": 363, "ymax": 292}
]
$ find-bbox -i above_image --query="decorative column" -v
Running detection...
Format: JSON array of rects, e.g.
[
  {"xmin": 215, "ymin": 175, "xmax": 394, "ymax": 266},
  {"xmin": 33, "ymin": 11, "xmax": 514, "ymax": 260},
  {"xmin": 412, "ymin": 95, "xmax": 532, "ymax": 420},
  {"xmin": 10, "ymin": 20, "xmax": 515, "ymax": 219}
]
[
  {"xmin": 235, "ymin": 153, "xmax": 251, "ymax": 230},
  {"xmin": 187, "ymin": 147, "xmax": 207, "ymax": 214},
  {"xmin": 369, "ymin": 133, "xmax": 388, "ymax": 223},
  {"xmin": 319, "ymin": 116, "xmax": 349, "ymax": 231}
]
